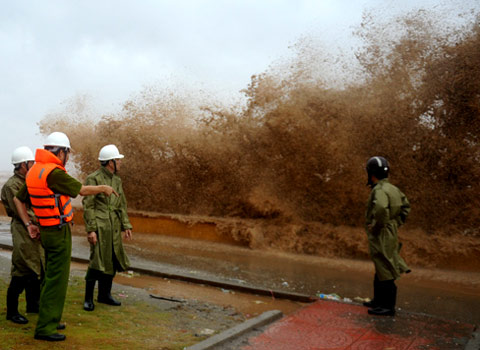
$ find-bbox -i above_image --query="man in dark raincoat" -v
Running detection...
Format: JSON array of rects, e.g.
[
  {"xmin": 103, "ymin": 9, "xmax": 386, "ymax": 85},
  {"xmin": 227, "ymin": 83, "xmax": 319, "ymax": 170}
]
[
  {"xmin": 1, "ymin": 146, "xmax": 44, "ymax": 324},
  {"xmin": 364, "ymin": 156, "xmax": 410, "ymax": 316},
  {"xmin": 83, "ymin": 144, "xmax": 132, "ymax": 312}
]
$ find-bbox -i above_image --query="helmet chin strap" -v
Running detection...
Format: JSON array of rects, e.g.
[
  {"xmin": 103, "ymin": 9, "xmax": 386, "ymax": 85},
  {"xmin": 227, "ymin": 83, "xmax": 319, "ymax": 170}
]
[
  {"xmin": 113, "ymin": 159, "xmax": 117, "ymax": 174},
  {"xmin": 62, "ymin": 149, "xmax": 67, "ymax": 167},
  {"xmin": 367, "ymin": 172, "xmax": 377, "ymax": 188}
]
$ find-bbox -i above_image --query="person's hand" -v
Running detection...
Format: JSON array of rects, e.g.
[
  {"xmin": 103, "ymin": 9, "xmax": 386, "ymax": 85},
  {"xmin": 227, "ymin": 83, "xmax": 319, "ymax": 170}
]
[
  {"xmin": 103, "ymin": 185, "xmax": 119, "ymax": 197},
  {"xmin": 28, "ymin": 224, "xmax": 40, "ymax": 240},
  {"xmin": 123, "ymin": 229, "xmax": 132, "ymax": 240},
  {"xmin": 87, "ymin": 232, "xmax": 97, "ymax": 245}
]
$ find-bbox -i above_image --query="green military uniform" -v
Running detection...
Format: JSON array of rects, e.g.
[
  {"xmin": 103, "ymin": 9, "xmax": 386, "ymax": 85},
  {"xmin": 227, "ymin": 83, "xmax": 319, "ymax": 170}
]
[
  {"xmin": 1, "ymin": 171, "xmax": 44, "ymax": 319},
  {"xmin": 83, "ymin": 166, "xmax": 132, "ymax": 277},
  {"xmin": 1, "ymin": 171, "xmax": 44, "ymax": 277},
  {"xmin": 16, "ymin": 169, "xmax": 82, "ymax": 337},
  {"xmin": 365, "ymin": 178, "xmax": 410, "ymax": 281}
]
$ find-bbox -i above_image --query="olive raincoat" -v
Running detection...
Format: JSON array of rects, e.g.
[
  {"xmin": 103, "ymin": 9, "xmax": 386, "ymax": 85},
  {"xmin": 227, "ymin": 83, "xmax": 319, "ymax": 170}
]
[
  {"xmin": 83, "ymin": 167, "xmax": 132, "ymax": 275},
  {"xmin": 365, "ymin": 178, "xmax": 410, "ymax": 281},
  {"xmin": 1, "ymin": 171, "xmax": 44, "ymax": 277}
]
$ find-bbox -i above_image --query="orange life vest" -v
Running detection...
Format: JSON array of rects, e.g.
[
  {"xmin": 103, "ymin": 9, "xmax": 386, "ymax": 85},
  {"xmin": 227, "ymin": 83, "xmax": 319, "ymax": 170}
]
[{"xmin": 26, "ymin": 149, "xmax": 73, "ymax": 228}]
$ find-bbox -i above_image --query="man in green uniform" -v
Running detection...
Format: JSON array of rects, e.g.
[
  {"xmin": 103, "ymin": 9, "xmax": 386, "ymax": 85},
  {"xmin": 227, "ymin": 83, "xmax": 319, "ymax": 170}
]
[
  {"xmin": 364, "ymin": 156, "xmax": 410, "ymax": 316},
  {"xmin": 14, "ymin": 132, "xmax": 118, "ymax": 342},
  {"xmin": 1, "ymin": 146, "xmax": 44, "ymax": 324},
  {"xmin": 83, "ymin": 144, "xmax": 133, "ymax": 311}
]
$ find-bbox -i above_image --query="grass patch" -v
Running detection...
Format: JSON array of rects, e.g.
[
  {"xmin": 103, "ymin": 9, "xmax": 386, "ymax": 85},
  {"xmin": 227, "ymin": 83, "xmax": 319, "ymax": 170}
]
[{"xmin": 0, "ymin": 276, "xmax": 201, "ymax": 350}]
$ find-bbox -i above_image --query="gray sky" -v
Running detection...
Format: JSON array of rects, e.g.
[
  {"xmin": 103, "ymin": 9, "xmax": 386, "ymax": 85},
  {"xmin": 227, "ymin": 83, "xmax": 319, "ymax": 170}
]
[{"xmin": 0, "ymin": 0, "xmax": 476, "ymax": 170}]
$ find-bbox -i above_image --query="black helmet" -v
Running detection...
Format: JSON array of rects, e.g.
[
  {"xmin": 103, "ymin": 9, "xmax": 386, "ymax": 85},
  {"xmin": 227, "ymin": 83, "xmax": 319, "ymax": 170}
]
[{"xmin": 366, "ymin": 156, "xmax": 389, "ymax": 187}]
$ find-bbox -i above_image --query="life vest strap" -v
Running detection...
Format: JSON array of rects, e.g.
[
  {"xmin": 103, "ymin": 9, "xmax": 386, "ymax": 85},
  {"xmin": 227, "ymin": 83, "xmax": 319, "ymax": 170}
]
[
  {"xmin": 31, "ymin": 204, "xmax": 55, "ymax": 209},
  {"xmin": 62, "ymin": 198, "xmax": 72, "ymax": 211},
  {"xmin": 30, "ymin": 194, "xmax": 56, "ymax": 199},
  {"xmin": 36, "ymin": 214, "xmax": 61, "ymax": 219}
]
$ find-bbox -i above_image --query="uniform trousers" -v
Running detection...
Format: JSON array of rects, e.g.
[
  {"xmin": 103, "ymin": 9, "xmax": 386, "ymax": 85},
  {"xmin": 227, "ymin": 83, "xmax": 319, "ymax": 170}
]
[{"xmin": 34, "ymin": 225, "xmax": 71, "ymax": 336}]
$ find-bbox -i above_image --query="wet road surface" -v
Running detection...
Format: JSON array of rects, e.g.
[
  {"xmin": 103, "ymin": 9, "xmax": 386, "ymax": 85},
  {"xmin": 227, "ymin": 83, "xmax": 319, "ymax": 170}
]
[
  {"xmin": 241, "ymin": 301, "xmax": 475, "ymax": 350},
  {"xmin": 1, "ymin": 217, "xmax": 479, "ymax": 325}
]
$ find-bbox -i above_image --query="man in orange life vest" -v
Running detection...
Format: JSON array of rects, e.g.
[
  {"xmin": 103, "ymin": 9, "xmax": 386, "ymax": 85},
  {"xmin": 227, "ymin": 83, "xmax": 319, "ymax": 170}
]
[{"xmin": 14, "ymin": 132, "xmax": 118, "ymax": 342}]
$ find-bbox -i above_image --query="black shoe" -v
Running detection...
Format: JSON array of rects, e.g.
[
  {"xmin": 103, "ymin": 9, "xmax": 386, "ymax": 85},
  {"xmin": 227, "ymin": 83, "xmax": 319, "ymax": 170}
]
[
  {"xmin": 7, "ymin": 313, "xmax": 29, "ymax": 324},
  {"xmin": 362, "ymin": 300, "xmax": 378, "ymax": 308},
  {"xmin": 57, "ymin": 323, "xmax": 66, "ymax": 330},
  {"xmin": 34, "ymin": 333, "xmax": 66, "ymax": 341},
  {"xmin": 98, "ymin": 295, "xmax": 121, "ymax": 306},
  {"xmin": 368, "ymin": 307, "xmax": 395, "ymax": 316},
  {"xmin": 84, "ymin": 300, "xmax": 95, "ymax": 311}
]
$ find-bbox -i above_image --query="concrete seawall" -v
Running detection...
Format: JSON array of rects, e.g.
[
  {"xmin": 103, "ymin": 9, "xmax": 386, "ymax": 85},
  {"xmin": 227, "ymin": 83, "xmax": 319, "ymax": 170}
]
[{"xmin": 0, "ymin": 200, "xmax": 245, "ymax": 246}]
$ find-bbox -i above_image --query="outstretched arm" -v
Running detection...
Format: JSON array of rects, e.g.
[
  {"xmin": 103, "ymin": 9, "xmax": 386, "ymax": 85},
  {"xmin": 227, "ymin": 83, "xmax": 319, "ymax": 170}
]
[{"xmin": 79, "ymin": 185, "xmax": 119, "ymax": 197}]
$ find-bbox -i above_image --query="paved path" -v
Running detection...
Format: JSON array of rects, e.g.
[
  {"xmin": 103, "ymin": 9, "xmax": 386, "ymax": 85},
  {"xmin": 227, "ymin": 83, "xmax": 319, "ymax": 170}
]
[{"xmin": 242, "ymin": 300, "xmax": 476, "ymax": 350}]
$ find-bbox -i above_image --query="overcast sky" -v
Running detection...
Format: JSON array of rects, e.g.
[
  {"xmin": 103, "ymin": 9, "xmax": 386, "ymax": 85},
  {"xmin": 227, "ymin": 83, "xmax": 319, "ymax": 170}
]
[{"xmin": 0, "ymin": 0, "xmax": 476, "ymax": 171}]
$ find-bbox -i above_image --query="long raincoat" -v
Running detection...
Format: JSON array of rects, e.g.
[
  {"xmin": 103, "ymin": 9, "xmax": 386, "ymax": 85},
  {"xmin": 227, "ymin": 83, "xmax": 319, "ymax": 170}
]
[
  {"xmin": 83, "ymin": 167, "xmax": 132, "ymax": 275},
  {"xmin": 365, "ymin": 178, "xmax": 410, "ymax": 281},
  {"xmin": 1, "ymin": 171, "xmax": 44, "ymax": 277}
]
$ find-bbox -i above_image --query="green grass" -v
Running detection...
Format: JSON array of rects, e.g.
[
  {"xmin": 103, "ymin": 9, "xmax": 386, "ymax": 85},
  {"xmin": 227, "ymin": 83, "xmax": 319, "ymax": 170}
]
[{"xmin": 0, "ymin": 276, "xmax": 202, "ymax": 350}]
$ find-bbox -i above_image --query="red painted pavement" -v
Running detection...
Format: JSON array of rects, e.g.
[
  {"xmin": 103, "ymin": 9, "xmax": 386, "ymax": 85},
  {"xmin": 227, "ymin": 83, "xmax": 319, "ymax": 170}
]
[{"xmin": 243, "ymin": 300, "xmax": 475, "ymax": 350}]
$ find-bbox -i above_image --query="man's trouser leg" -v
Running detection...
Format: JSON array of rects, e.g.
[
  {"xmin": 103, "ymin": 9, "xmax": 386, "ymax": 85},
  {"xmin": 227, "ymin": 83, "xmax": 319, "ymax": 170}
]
[
  {"xmin": 35, "ymin": 228, "xmax": 71, "ymax": 336},
  {"xmin": 7, "ymin": 276, "xmax": 26, "ymax": 319},
  {"xmin": 25, "ymin": 273, "xmax": 41, "ymax": 313}
]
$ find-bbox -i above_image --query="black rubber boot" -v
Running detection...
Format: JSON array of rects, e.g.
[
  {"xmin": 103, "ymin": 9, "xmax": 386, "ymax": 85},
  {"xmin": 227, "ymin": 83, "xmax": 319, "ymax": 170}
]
[
  {"xmin": 363, "ymin": 275, "xmax": 380, "ymax": 308},
  {"xmin": 6, "ymin": 276, "xmax": 28, "ymax": 324},
  {"xmin": 368, "ymin": 279, "xmax": 396, "ymax": 316},
  {"xmin": 98, "ymin": 275, "xmax": 121, "ymax": 306},
  {"xmin": 83, "ymin": 279, "xmax": 96, "ymax": 311},
  {"xmin": 25, "ymin": 274, "xmax": 41, "ymax": 313},
  {"xmin": 388, "ymin": 280, "xmax": 397, "ymax": 310}
]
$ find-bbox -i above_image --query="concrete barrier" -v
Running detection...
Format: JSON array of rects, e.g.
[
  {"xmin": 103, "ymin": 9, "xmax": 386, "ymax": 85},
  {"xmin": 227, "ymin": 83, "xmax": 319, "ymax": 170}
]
[
  {"xmin": 73, "ymin": 208, "xmax": 242, "ymax": 245},
  {"xmin": 1, "ymin": 200, "xmax": 245, "ymax": 246}
]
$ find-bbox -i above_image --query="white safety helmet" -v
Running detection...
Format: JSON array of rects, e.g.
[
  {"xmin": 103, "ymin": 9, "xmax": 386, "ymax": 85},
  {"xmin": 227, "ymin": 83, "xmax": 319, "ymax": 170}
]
[
  {"xmin": 98, "ymin": 144, "xmax": 124, "ymax": 161},
  {"xmin": 11, "ymin": 146, "xmax": 35, "ymax": 165},
  {"xmin": 44, "ymin": 132, "xmax": 71, "ymax": 149}
]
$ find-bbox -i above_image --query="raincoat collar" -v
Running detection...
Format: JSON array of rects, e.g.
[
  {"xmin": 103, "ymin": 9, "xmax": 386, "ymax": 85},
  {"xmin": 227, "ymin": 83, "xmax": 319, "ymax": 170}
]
[
  {"xmin": 100, "ymin": 165, "xmax": 115, "ymax": 179},
  {"xmin": 373, "ymin": 178, "xmax": 390, "ymax": 188},
  {"xmin": 13, "ymin": 169, "xmax": 25, "ymax": 180}
]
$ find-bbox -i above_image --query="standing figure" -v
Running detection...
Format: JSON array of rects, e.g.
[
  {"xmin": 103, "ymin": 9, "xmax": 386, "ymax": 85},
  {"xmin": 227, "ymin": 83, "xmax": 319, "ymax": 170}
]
[
  {"xmin": 82, "ymin": 144, "xmax": 132, "ymax": 312},
  {"xmin": 364, "ymin": 156, "xmax": 411, "ymax": 316},
  {"xmin": 1, "ymin": 147, "xmax": 44, "ymax": 324},
  {"xmin": 14, "ymin": 132, "xmax": 118, "ymax": 341}
]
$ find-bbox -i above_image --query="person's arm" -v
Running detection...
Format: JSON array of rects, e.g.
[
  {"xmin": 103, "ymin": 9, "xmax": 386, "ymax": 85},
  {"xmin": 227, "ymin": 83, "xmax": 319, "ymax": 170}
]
[
  {"xmin": 80, "ymin": 185, "xmax": 118, "ymax": 197},
  {"xmin": 82, "ymin": 176, "xmax": 99, "ymax": 246},
  {"xmin": 118, "ymin": 180, "xmax": 133, "ymax": 240},
  {"xmin": 1, "ymin": 184, "xmax": 16, "ymax": 218},
  {"xmin": 398, "ymin": 191, "xmax": 410, "ymax": 226},
  {"xmin": 48, "ymin": 169, "xmax": 118, "ymax": 198},
  {"xmin": 13, "ymin": 197, "xmax": 40, "ymax": 239},
  {"xmin": 369, "ymin": 190, "xmax": 390, "ymax": 235}
]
